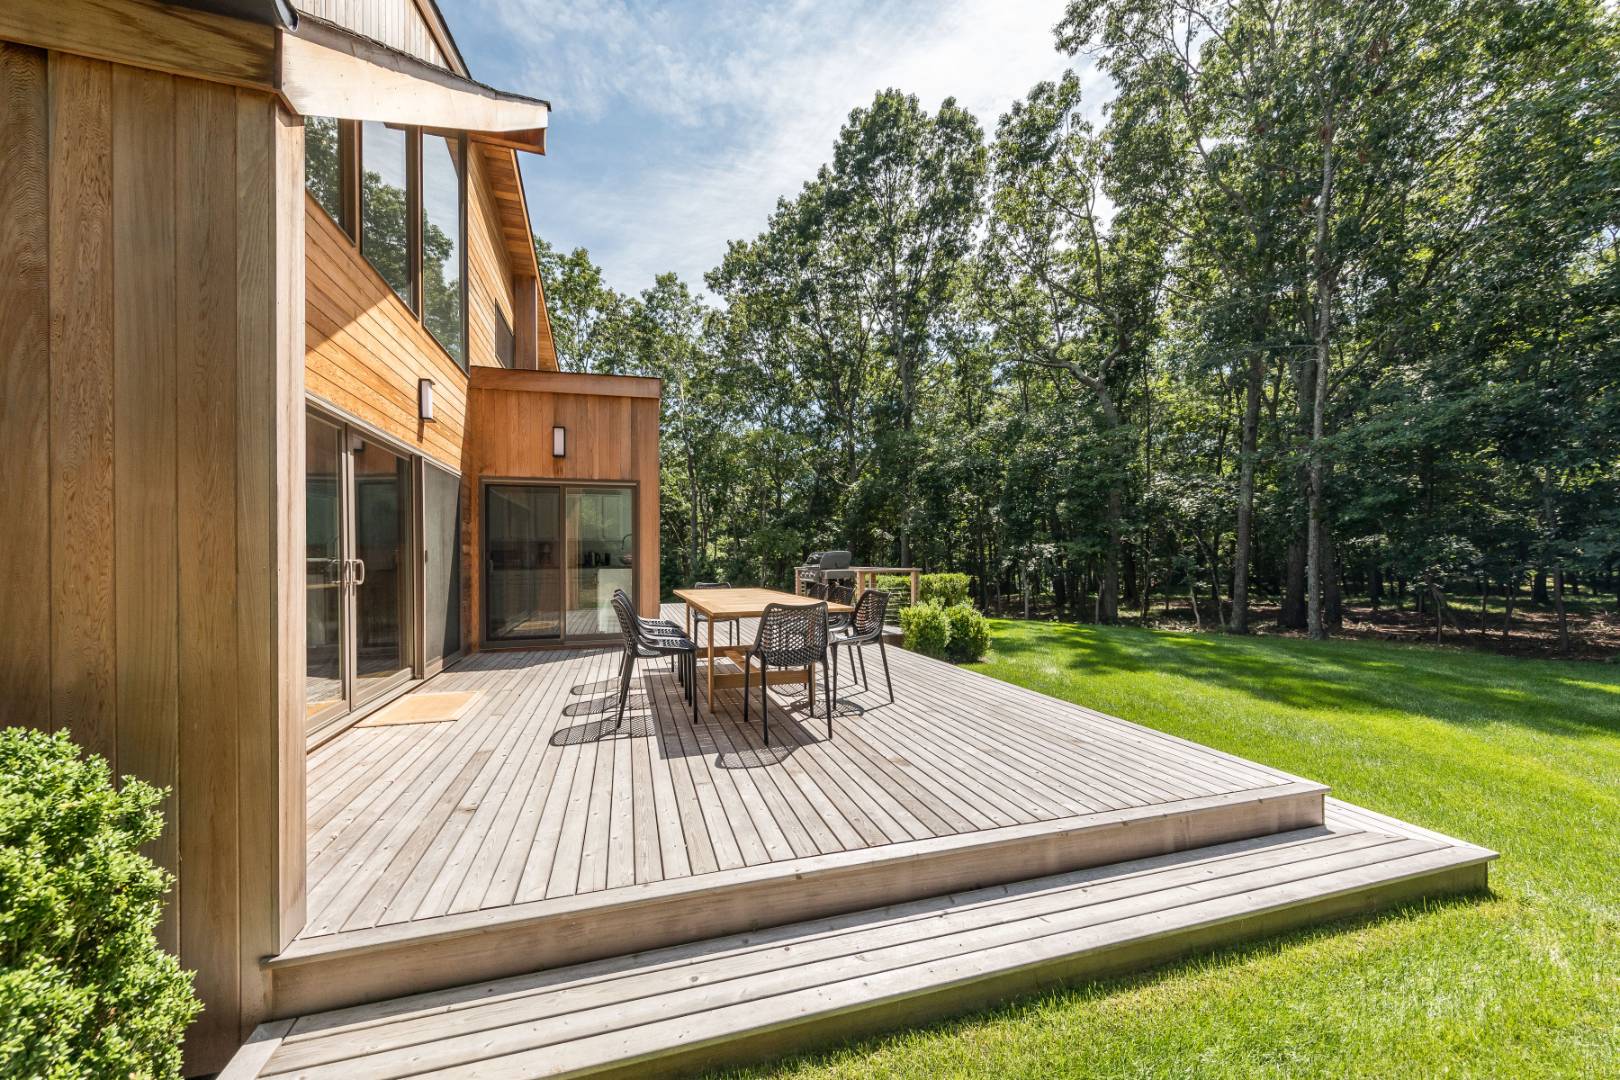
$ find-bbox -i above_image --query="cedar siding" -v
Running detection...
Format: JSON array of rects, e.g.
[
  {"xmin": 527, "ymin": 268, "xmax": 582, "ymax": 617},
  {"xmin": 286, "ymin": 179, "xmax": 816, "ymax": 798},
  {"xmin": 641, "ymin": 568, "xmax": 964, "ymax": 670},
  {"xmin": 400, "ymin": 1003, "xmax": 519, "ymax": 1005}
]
[{"xmin": 0, "ymin": 40, "xmax": 306, "ymax": 1074}]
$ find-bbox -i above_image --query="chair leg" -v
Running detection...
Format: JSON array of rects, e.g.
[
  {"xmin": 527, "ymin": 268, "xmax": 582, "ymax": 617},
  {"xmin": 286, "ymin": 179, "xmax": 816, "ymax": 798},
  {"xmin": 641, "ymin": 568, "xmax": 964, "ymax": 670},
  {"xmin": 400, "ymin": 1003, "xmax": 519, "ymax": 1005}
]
[
  {"xmin": 761, "ymin": 659, "xmax": 770, "ymax": 746},
  {"xmin": 689, "ymin": 651, "xmax": 698, "ymax": 722},
  {"xmin": 858, "ymin": 645, "xmax": 869, "ymax": 690},
  {"xmin": 616, "ymin": 651, "xmax": 635, "ymax": 731},
  {"xmin": 822, "ymin": 660, "xmax": 832, "ymax": 739},
  {"xmin": 879, "ymin": 639, "xmax": 894, "ymax": 703},
  {"xmin": 743, "ymin": 655, "xmax": 752, "ymax": 726},
  {"xmin": 830, "ymin": 646, "xmax": 839, "ymax": 692}
]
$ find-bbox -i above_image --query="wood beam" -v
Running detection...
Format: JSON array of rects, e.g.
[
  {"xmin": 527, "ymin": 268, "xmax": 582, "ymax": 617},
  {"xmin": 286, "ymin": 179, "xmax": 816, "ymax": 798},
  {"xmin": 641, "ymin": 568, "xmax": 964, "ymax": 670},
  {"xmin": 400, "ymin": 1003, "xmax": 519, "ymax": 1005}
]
[
  {"xmin": 0, "ymin": 0, "xmax": 275, "ymax": 90},
  {"xmin": 278, "ymin": 23, "xmax": 548, "ymax": 146}
]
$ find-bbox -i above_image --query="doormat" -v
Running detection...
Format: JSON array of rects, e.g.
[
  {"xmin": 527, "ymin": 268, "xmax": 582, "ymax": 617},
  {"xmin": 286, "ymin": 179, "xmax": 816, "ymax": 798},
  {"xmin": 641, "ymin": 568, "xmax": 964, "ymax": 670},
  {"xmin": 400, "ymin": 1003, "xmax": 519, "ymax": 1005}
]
[{"xmin": 357, "ymin": 691, "xmax": 481, "ymax": 727}]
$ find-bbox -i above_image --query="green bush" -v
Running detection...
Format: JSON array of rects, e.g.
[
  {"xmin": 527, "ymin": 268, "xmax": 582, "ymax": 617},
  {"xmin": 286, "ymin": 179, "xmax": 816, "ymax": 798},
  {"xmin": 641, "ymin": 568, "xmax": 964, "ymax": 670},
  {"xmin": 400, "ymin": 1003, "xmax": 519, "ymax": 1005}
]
[
  {"xmin": 872, "ymin": 572, "xmax": 971, "ymax": 610},
  {"xmin": 899, "ymin": 600, "xmax": 951, "ymax": 658},
  {"xmin": 944, "ymin": 602, "xmax": 991, "ymax": 662},
  {"xmin": 0, "ymin": 729, "xmax": 199, "ymax": 1079},
  {"xmin": 920, "ymin": 573, "xmax": 971, "ymax": 607}
]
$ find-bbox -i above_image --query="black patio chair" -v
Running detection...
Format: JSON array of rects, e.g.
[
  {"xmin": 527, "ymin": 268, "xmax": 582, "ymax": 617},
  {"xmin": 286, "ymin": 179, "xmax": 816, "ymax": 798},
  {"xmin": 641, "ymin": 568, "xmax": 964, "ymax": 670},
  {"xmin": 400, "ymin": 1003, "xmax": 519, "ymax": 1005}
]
[
  {"xmin": 614, "ymin": 587, "xmax": 688, "ymax": 680},
  {"xmin": 688, "ymin": 581, "xmax": 739, "ymax": 646},
  {"xmin": 825, "ymin": 580, "xmax": 856, "ymax": 630},
  {"xmin": 610, "ymin": 592, "xmax": 697, "ymax": 732},
  {"xmin": 742, "ymin": 602, "xmax": 831, "ymax": 744},
  {"xmin": 828, "ymin": 588, "xmax": 893, "ymax": 704}
]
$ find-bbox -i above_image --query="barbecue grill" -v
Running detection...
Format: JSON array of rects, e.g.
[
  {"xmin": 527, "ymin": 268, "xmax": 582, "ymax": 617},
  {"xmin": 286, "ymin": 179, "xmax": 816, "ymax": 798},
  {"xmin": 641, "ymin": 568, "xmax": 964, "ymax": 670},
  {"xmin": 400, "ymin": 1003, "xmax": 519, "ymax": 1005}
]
[{"xmin": 796, "ymin": 550, "xmax": 855, "ymax": 598}]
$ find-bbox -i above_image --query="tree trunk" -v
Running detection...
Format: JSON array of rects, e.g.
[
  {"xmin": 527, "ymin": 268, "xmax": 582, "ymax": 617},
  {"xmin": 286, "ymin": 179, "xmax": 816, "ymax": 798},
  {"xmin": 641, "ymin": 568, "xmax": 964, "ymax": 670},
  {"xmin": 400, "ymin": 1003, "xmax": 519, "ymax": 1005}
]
[
  {"xmin": 1555, "ymin": 565, "xmax": 1569, "ymax": 653},
  {"xmin": 1100, "ymin": 487, "xmax": 1122, "ymax": 622},
  {"xmin": 1282, "ymin": 540, "xmax": 1308, "ymax": 629},
  {"xmin": 1305, "ymin": 99, "xmax": 1335, "ymax": 642},
  {"xmin": 1230, "ymin": 347, "xmax": 1265, "ymax": 633},
  {"xmin": 1533, "ymin": 566, "xmax": 1550, "ymax": 604},
  {"xmin": 1502, "ymin": 585, "xmax": 1515, "ymax": 641}
]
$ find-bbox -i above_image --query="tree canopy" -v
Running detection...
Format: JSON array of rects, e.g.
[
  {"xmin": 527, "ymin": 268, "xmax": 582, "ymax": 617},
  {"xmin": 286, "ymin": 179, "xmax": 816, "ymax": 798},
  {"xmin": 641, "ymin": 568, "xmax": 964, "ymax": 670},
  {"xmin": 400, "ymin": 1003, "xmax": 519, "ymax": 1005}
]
[{"xmin": 535, "ymin": 0, "xmax": 1620, "ymax": 650}]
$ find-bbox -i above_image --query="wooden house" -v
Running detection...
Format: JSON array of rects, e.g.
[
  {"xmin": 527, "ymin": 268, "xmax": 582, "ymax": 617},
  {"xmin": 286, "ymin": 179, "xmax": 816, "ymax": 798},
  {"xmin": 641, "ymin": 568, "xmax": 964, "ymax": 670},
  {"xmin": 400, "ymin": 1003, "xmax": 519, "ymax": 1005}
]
[
  {"xmin": 0, "ymin": 0, "xmax": 658, "ymax": 1071},
  {"xmin": 2, "ymin": 3, "xmax": 1494, "ymax": 1077}
]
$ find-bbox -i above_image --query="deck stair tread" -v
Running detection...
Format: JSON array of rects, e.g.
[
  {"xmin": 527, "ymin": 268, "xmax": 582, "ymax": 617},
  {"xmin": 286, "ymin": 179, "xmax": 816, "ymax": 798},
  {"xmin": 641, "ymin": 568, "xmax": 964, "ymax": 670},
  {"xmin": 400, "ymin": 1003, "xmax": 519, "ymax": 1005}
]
[{"xmin": 230, "ymin": 800, "xmax": 1493, "ymax": 1079}]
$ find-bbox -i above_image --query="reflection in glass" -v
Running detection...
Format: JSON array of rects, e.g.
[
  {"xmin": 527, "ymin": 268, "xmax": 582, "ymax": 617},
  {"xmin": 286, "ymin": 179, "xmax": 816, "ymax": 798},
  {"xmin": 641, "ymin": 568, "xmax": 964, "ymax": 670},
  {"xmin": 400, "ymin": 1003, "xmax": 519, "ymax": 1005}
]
[
  {"xmin": 305, "ymin": 415, "xmax": 344, "ymax": 716},
  {"xmin": 305, "ymin": 116, "xmax": 344, "ymax": 226},
  {"xmin": 567, "ymin": 488, "xmax": 634, "ymax": 636},
  {"xmin": 484, "ymin": 485, "xmax": 562, "ymax": 641},
  {"xmin": 360, "ymin": 121, "xmax": 411, "ymax": 305},
  {"xmin": 352, "ymin": 437, "xmax": 411, "ymax": 696},
  {"xmin": 421, "ymin": 133, "xmax": 465, "ymax": 364}
]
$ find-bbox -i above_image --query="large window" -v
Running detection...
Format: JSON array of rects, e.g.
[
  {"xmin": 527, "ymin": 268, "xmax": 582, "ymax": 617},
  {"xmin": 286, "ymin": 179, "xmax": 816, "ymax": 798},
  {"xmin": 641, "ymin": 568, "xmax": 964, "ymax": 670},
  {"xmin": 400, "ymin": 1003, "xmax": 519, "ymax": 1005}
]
[
  {"xmin": 359, "ymin": 121, "xmax": 412, "ymax": 307},
  {"xmin": 421, "ymin": 133, "xmax": 466, "ymax": 365}
]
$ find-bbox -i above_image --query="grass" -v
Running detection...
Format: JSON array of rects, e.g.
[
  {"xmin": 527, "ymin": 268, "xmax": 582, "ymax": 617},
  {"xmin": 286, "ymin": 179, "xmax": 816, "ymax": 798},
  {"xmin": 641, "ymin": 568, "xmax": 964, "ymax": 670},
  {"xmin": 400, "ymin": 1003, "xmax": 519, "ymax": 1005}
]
[{"xmin": 713, "ymin": 621, "xmax": 1620, "ymax": 1079}]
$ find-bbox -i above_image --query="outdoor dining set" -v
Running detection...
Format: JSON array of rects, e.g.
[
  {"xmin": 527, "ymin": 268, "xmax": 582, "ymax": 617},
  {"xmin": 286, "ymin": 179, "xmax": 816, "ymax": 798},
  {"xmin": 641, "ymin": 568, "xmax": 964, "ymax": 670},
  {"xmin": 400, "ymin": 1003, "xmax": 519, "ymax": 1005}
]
[{"xmin": 608, "ymin": 570, "xmax": 894, "ymax": 745}]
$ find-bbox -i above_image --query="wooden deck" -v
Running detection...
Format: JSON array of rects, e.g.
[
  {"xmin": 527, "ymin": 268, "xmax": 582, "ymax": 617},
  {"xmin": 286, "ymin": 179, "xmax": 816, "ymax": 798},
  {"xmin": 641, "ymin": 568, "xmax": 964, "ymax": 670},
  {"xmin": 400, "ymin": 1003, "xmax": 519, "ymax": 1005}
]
[
  {"xmin": 232, "ymin": 801, "xmax": 1492, "ymax": 1079},
  {"xmin": 272, "ymin": 605, "xmax": 1328, "ymax": 1015},
  {"xmin": 299, "ymin": 605, "xmax": 1317, "ymax": 932}
]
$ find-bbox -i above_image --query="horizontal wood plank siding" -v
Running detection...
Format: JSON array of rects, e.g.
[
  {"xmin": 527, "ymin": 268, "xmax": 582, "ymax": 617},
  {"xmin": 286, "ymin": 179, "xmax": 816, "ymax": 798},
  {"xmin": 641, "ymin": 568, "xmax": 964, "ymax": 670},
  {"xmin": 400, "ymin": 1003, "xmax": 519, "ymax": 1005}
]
[
  {"xmin": 304, "ymin": 196, "xmax": 467, "ymax": 468},
  {"xmin": 466, "ymin": 147, "xmax": 515, "ymax": 371}
]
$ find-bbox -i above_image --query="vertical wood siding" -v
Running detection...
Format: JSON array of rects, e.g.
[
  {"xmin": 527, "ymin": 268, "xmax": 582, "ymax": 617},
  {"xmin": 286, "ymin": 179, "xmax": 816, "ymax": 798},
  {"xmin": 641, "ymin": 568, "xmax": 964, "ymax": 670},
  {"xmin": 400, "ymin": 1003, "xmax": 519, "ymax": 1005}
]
[
  {"xmin": 0, "ymin": 42, "xmax": 304, "ymax": 1075},
  {"xmin": 294, "ymin": 0, "xmax": 448, "ymax": 69}
]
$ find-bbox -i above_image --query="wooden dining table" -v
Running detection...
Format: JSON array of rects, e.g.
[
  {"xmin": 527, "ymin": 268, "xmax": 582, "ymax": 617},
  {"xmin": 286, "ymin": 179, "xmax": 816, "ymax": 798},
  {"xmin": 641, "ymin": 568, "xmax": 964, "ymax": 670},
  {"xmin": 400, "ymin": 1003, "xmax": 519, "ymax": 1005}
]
[{"xmin": 672, "ymin": 587, "xmax": 853, "ymax": 716}]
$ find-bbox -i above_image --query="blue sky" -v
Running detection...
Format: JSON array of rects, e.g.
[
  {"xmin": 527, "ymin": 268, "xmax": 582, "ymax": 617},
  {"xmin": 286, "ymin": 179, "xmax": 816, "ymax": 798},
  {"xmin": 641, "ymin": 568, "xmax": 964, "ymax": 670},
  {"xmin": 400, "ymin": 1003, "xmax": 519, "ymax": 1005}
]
[{"xmin": 441, "ymin": 0, "xmax": 1107, "ymax": 298}]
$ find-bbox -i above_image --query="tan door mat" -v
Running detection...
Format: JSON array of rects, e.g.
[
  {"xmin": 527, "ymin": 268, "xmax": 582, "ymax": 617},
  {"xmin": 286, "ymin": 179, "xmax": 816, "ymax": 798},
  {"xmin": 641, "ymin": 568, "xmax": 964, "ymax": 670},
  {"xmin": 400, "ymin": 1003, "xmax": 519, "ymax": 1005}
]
[{"xmin": 357, "ymin": 691, "xmax": 481, "ymax": 727}]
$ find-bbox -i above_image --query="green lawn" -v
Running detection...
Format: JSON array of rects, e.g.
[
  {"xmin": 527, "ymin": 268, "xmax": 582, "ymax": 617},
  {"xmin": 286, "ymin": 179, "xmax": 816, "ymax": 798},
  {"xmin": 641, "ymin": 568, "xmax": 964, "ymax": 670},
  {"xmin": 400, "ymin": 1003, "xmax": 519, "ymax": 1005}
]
[{"xmin": 717, "ymin": 621, "xmax": 1620, "ymax": 1079}]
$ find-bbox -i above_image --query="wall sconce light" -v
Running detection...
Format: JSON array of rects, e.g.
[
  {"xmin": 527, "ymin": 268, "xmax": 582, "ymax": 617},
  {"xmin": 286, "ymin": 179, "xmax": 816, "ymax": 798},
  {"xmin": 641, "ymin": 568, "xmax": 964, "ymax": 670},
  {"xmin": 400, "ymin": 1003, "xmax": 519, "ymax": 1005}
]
[
  {"xmin": 418, "ymin": 378, "xmax": 436, "ymax": 423},
  {"xmin": 552, "ymin": 425, "xmax": 567, "ymax": 458}
]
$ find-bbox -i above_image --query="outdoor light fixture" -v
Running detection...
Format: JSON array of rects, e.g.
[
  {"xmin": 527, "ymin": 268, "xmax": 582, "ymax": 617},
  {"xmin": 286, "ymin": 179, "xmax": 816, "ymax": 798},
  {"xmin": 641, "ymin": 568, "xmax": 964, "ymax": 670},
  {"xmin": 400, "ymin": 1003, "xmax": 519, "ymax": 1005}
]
[
  {"xmin": 418, "ymin": 378, "xmax": 435, "ymax": 422},
  {"xmin": 552, "ymin": 425, "xmax": 567, "ymax": 457}
]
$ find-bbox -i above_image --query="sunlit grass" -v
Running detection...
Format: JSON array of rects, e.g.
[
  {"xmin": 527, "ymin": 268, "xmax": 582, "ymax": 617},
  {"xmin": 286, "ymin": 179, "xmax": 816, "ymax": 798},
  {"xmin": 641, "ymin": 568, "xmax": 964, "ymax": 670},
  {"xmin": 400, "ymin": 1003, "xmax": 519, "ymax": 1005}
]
[{"xmin": 711, "ymin": 622, "xmax": 1620, "ymax": 1079}]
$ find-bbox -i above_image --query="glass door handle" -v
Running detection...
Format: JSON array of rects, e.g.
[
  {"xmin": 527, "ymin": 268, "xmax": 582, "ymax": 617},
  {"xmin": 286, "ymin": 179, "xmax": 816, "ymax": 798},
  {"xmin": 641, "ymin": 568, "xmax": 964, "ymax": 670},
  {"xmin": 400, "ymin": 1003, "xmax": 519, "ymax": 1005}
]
[{"xmin": 350, "ymin": 557, "xmax": 367, "ymax": 586}]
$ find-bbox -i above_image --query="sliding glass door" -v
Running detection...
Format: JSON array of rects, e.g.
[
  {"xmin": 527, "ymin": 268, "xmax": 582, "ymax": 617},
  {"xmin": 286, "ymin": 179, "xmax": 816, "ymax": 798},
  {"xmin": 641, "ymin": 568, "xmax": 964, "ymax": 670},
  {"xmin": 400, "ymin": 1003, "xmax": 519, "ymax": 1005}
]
[
  {"xmin": 485, "ymin": 483, "xmax": 634, "ymax": 644},
  {"xmin": 305, "ymin": 409, "xmax": 416, "ymax": 735}
]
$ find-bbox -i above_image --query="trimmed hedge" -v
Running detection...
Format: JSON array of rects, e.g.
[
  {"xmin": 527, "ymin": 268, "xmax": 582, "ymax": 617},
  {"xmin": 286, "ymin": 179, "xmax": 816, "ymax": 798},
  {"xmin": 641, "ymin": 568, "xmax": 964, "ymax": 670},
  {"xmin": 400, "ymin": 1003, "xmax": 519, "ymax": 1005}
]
[
  {"xmin": 899, "ymin": 600, "xmax": 991, "ymax": 663},
  {"xmin": 872, "ymin": 572, "xmax": 972, "ymax": 611},
  {"xmin": 0, "ymin": 729, "xmax": 199, "ymax": 1079}
]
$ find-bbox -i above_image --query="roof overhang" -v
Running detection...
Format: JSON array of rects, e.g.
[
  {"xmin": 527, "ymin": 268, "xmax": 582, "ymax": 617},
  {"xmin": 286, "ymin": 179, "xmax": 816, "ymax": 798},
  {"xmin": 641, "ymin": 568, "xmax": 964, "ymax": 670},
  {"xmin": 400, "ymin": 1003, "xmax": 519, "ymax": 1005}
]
[{"xmin": 277, "ymin": 15, "xmax": 549, "ymax": 154}]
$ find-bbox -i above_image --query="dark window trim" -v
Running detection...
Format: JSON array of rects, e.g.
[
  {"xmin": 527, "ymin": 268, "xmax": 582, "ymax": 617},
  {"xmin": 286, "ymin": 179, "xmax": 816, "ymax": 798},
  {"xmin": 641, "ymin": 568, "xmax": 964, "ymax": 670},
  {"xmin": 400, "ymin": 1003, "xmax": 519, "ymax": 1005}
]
[
  {"xmin": 480, "ymin": 478, "xmax": 640, "ymax": 646},
  {"xmin": 420, "ymin": 130, "xmax": 470, "ymax": 372}
]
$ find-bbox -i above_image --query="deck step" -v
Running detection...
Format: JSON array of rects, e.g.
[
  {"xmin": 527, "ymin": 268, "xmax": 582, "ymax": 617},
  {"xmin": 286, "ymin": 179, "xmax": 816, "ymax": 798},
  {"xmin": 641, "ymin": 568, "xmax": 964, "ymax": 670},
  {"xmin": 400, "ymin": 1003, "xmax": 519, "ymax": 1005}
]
[
  {"xmin": 266, "ymin": 780, "xmax": 1325, "ymax": 1016},
  {"xmin": 227, "ymin": 801, "xmax": 1492, "ymax": 1079}
]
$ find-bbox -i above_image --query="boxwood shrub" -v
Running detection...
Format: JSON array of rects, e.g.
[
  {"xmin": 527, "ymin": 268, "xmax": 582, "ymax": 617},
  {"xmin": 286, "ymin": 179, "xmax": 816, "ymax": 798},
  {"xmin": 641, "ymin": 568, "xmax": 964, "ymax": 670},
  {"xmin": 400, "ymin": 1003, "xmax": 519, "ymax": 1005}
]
[
  {"xmin": 944, "ymin": 602, "xmax": 991, "ymax": 662},
  {"xmin": 0, "ymin": 729, "xmax": 199, "ymax": 1079},
  {"xmin": 899, "ymin": 600, "xmax": 951, "ymax": 658}
]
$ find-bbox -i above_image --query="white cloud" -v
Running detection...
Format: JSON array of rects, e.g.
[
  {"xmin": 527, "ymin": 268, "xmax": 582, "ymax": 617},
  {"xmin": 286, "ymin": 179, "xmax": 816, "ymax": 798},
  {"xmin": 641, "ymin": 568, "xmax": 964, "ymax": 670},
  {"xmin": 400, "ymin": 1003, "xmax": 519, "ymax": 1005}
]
[{"xmin": 460, "ymin": 0, "xmax": 1109, "ymax": 295}]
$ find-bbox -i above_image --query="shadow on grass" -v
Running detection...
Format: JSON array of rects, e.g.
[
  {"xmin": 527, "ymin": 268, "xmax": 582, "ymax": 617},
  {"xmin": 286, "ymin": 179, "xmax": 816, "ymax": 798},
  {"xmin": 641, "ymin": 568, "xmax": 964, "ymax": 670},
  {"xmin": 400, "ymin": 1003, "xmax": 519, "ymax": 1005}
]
[
  {"xmin": 985, "ymin": 621, "xmax": 1620, "ymax": 740},
  {"xmin": 707, "ymin": 888, "xmax": 1499, "ymax": 1080}
]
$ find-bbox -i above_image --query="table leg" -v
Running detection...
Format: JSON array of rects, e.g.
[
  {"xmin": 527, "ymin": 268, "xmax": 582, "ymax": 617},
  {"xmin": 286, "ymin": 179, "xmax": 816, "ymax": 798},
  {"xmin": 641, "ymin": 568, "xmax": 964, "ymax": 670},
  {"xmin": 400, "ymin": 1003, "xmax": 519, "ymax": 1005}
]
[{"xmin": 706, "ymin": 616, "xmax": 715, "ymax": 715}]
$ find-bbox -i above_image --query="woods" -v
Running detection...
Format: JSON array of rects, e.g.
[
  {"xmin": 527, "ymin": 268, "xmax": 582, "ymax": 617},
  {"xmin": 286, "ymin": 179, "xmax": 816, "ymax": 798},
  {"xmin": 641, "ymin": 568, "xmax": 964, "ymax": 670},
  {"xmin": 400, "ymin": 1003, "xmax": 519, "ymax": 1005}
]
[{"xmin": 537, "ymin": 0, "xmax": 1619, "ymax": 648}]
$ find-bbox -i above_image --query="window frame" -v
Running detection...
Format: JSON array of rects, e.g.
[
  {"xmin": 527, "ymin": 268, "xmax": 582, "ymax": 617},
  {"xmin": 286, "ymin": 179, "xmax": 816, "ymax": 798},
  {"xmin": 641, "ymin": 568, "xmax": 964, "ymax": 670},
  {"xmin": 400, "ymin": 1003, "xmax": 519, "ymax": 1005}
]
[
  {"xmin": 356, "ymin": 120, "xmax": 419, "ymax": 313},
  {"xmin": 304, "ymin": 117, "xmax": 475, "ymax": 374}
]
